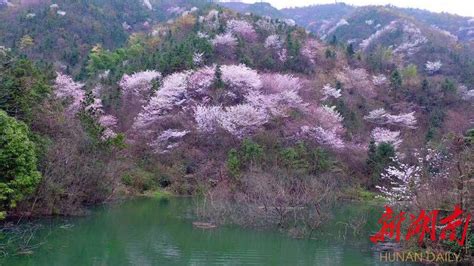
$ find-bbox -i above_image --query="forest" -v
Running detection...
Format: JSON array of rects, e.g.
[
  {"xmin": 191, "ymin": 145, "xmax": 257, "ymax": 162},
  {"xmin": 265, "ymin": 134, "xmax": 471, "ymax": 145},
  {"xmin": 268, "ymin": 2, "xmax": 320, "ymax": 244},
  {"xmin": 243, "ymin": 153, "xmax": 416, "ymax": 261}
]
[{"xmin": 0, "ymin": 0, "xmax": 473, "ymax": 263}]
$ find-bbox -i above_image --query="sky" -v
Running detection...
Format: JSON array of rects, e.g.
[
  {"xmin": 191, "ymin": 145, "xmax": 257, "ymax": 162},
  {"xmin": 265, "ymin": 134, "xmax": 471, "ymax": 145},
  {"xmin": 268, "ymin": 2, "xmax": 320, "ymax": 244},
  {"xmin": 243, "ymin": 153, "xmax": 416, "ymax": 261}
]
[{"xmin": 235, "ymin": 0, "xmax": 474, "ymax": 17}]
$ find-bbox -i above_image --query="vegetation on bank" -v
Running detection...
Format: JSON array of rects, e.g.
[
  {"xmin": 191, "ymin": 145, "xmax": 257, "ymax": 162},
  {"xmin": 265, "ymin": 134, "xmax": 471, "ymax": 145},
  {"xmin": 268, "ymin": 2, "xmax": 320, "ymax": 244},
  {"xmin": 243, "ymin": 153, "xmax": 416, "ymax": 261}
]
[{"xmin": 0, "ymin": 0, "xmax": 472, "ymax": 260}]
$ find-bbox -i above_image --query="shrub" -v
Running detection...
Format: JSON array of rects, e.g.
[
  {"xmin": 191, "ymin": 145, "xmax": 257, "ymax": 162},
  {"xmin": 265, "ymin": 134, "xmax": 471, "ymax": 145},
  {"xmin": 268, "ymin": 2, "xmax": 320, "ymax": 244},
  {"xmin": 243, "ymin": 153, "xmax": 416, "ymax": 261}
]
[
  {"xmin": 227, "ymin": 149, "xmax": 241, "ymax": 178},
  {"xmin": 0, "ymin": 111, "xmax": 41, "ymax": 218}
]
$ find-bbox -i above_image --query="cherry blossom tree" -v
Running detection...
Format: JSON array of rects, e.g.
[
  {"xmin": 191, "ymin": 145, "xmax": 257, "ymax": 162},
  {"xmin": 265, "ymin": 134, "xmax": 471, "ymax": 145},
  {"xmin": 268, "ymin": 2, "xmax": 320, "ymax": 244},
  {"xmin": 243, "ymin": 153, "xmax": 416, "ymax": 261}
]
[
  {"xmin": 53, "ymin": 72, "xmax": 85, "ymax": 115},
  {"xmin": 221, "ymin": 64, "xmax": 262, "ymax": 92},
  {"xmin": 300, "ymin": 126, "xmax": 345, "ymax": 149},
  {"xmin": 425, "ymin": 60, "xmax": 442, "ymax": 74},
  {"xmin": 321, "ymin": 84, "xmax": 341, "ymax": 100},
  {"xmin": 264, "ymin": 34, "xmax": 282, "ymax": 49},
  {"xmin": 301, "ymin": 39, "xmax": 319, "ymax": 64},
  {"xmin": 119, "ymin": 70, "xmax": 161, "ymax": 97},
  {"xmin": 133, "ymin": 72, "xmax": 188, "ymax": 130},
  {"xmin": 149, "ymin": 129, "xmax": 189, "ymax": 153},
  {"xmin": 364, "ymin": 108, "xmax": 417, "ymax": 128},
  {"xmin": 336, "ymin": 67, "xmax": 376, "ymax": 98},
  {"xmin": 211, "ymin": 33, "xmax": 237, "ymax": 57},
  {"xmin": 226, "ymin": 19, "xmax": 257, "ymax": 41},
  {"xmin": 194, "ymin": 105, "xmax": 223, "ymax": 133},
  {"xmin": 372, "ymin": 74, "xmax": 387, "ymax": 86},
  {"xmin": 219, "ymin": 104, "xmax": 268, "ymax": 137},
  {"xmin": 260, "ymin": 73, "xmax": 302, "ymax": 93},
  {"xmin": 314, "ymin": 105, "xmax": 344, "ymax": 134},
  {"xmin": 376, "ymin": 156, "xmax": 421, "ymax": 202},
  {"xmin": 371, "ymin": 127, "xmax": 402, "ymax": 149},
  {"xmin": 245, "ymin": 90, "xmax": 306, "ymax": 117},
  {"xmin": 187, "ymin": 65, "xmax": 215, "ymax": 93},
  {"xmin": 193, "ymin": 52, "xmax": 204, "ymax": 66}
]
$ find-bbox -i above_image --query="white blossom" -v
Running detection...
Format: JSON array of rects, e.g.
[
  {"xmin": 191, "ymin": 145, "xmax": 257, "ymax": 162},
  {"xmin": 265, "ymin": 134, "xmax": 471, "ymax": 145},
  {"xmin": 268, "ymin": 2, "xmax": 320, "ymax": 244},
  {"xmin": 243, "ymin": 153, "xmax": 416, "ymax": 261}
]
[
  {"xmin": 226, "ymin": 19, "xmax": 257, "ymax": 41},
  {"xmin": 321, "ymin": 84, "xmax": 341, "ymax": 100},
  {"xmin": 149, "ymin": 129, "xmax": 189, "ymax": 153},
  {"xmin": 264, "ymin": 34, "xmax": 282, "ymax": 49},
  {"xmin": 142, "ymin": 0, "xmax": 152, "ymax": 10},
  {"xmin": 194, "ymin": 105, "xmax": 223, "ymax": 133},
  {"xmin": 133, "ymin": 72, "xmax": 188, "ymax": 129},
  {"xmin": 372, "ymin": 74, "xmax": 387, "ymax": 86},
  {"xmin": 221, "ymin": 64, "xmax": 262, "ymax": 92},
  {"xmin": 371, "ymin": 127, "xmax": 402, "ymax": 149},
  {"xmin": 193, "ymin": 52, "xmax": 204, "ymax": 66},
  {"xmin": 119, "ymin": 70, "xmax": 161, "ymax": 96},
  {"xmin": 301, "ymin": 126, "xmax": 345, "ymax": 149},
  {"xmin": 219, "ymin": 104, "xmax": 268, "ymax": 137},
  {"xmin": 53, "ymin": 72, "xmax": 85, "ymax": 115},
  {"xmin": 425, "ymin": 60, "xmax": 442, "ymax": 74},
  {"xmin": 377, "ymin": 156, "xmax": 421, "ymax": 202},
  {"xmin": 364, "ymin": 108, "xmax": 417, "ymax": 129}
]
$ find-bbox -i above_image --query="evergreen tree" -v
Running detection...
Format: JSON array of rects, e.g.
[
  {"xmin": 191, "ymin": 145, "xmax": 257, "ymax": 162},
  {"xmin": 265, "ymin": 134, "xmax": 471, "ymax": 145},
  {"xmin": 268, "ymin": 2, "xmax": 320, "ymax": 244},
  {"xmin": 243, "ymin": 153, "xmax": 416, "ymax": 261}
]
[
  {"xmin": 346, "ymin": 43, "xmax": 354, "ymax": 57},
  {"xmin": 0, "ymin": 111, "xmax": 41, "ymax": 219}
]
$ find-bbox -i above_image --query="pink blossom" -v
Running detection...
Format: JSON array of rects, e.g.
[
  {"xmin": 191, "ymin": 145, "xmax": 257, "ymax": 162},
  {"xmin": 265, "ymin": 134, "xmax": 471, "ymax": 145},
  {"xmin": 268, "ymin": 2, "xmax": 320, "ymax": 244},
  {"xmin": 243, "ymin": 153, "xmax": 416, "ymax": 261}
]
[
  {"xmin": 372, "ymin": 74, "xmax": 387, "ymax": 86},
  {"xmin": 226, "ymin": 19, "xmax": 257, "ymax": 41},
  {"xmin": 425, "ymin": 60, "xmax": 442, "ymax": 74},
  {"xmin": 301, "ymin": 126, "xmax": 345, "ymax": 149},
  {"xmin": 245, "ymin": 90, "xmax": 305, "ymax": 117},
  {"xmin": 188, "ymin": 66, "xmax": 215, "ymax": 93},
  {"xmin": 336, "ymin": 67, "xmax": 376, "ymax": 98},
  {"xmin": 85, "ymin": 98, "xmax": 103, "ymax": 114},
  {"xmin": 221, "ymin": 64, "xmax": 262, "ymax": 92},
  {"xmin": 211, "ymin": 33, "xmax": 237, "ymax": 57},
  {"xmin": 371, "ymin": 127, "xmax": 402, "ymax": 149},
  {"xmin": 194, "ymin": 105, "xmax": 223, "ymax": 133},
  {"xmin": 99, "ymin": 114, "xmax": 118, "ymax": 128},
  {"xmin": 149, "ymin": 129, "xmax": 189, "ymax": 153},
  {"xmin": 321, "ymin": 84, "xmax": 341, "ymax": 100},
  {"xmin": 365, "ymin": 108, "xmax": 417, "ymax": 129},
  {"xmin": 53, "ymin": 72, "xmax": 85, "ymax": 115},
  {"xmin": 301, "ymin": 39, "xmax": 319, "ymax": 64},
  {"xmin": 219, "ymin": 104, "xmax": 268, "ymax": 137},
  {"xmin": 211, "ymin": 33, "xmax": 237, "ymax": 47},
  {"xmin": 260, "ymin": 73, "xmax": 302, "ymax": 93},
  {"xmin": 264, "ymin": 34, "xmax": 282, "ymax": 49},
  {"xmin": 314, "ymin": 105, "xmax": 344, "ymax": 134},
  {"xmin": 119, "ymin": 70, "xmax": 161, "ymax": 96},
  {"xmin": 134, "ymin": 72, "xmax": 188, "ymax": 130}
]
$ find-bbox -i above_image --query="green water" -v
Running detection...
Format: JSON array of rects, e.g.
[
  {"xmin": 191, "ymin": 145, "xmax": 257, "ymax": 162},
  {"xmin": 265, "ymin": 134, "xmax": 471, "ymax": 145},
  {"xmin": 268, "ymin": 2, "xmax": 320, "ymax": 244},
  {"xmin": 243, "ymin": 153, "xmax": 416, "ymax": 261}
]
[{"xmin": 1, "ymin": 198, "xmax": 407, "ymax": 265}]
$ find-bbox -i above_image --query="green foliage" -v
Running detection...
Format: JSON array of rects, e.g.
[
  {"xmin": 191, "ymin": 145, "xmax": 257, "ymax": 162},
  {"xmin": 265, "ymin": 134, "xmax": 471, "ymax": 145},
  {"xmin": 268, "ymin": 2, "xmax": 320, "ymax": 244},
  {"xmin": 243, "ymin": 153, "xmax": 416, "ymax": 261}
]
[
  {"xmin": 465, "ymin": 128, "xmax": 474, "ymax": 145},
  {"xmin": 0, "ymin": 53, "xmax": 51, "ymax": 122},
  {"xmin": 0, "ymin": 111, "xmax": 41, "ymax": 217},
  {"xmin": 346, "ymin": 43, "xmax": 355, "ymax": 57},
  {"xmin": 401, "ymin": 64, "xmax": 418, "ymax": 80},
  {"xmin": 214, "ymin": 64, "xmax": 224, "ymax": 89},
  {"xmin": 366, "ymin": 45, "xmax": 393, "ymax": 71},
  {"xmin": 227, "ymin": 149, "xmax": 241, "ymax": 178},
  {"xmin": 390, "ymin": 69, "xmax": 402, "ymax": 90},
  {"xmin": 366, "ymin": 140, "xmax": 395, "ymax": 186},
  {"xmin": 241, "ymin": 139, "xmax": 263, "ymax": 165},
  {"xmin": 441, "ymin": 78, "xmax": 456, "ymax": 93}
]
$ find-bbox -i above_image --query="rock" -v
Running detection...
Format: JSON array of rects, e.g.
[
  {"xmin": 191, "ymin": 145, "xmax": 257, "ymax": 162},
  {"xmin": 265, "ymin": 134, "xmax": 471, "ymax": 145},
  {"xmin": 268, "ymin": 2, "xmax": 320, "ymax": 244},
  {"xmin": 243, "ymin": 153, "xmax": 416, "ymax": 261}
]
[{"xmin": 192, "ymin": 222, "xmax": 217, "ymax": 229}]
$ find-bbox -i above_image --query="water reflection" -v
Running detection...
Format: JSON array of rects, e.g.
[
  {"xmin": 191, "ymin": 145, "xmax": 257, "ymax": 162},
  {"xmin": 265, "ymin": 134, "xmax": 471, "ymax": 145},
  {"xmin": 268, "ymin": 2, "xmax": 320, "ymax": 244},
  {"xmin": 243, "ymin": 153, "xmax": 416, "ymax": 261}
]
[{"xmin": 1, "ymin": 198, "xmax": 413, "ymax": 265}]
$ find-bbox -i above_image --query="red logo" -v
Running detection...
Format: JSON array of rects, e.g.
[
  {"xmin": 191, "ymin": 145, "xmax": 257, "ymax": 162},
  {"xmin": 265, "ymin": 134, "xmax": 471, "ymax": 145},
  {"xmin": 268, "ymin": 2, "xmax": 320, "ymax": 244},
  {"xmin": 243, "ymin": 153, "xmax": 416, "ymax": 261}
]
[{"xmin": 371, "ymin": 205, "xmax": 471, "ymax": 246}]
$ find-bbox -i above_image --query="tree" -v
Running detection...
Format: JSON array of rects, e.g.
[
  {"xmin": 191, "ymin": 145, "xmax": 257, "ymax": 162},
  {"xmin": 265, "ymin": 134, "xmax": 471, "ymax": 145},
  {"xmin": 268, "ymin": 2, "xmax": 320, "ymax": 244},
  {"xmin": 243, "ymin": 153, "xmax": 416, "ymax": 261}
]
[
  {"xmin": 227, "ymin": 148, "xmax": 241, "ymax": 178},
  {"xmin": 226, "ymin": 19, "xmax": 257, "ymax": 41},
  {"xmin": 214, "ymin": 64, "xmax": 224, "ymax": 89},
  {"xmin": 346, "ymin": 43, "xmax": 354, "ymax": 57},
  {"xmin": 366, "ymin": 141, "xmax": 396, "ymax": 186},
  {"xmin": 390, "ymin": 69, "xmax": 402, "ymax": 92},
  {"xmin": 0, "ymin": 111, "xmax": 41, "ymax": 219}
]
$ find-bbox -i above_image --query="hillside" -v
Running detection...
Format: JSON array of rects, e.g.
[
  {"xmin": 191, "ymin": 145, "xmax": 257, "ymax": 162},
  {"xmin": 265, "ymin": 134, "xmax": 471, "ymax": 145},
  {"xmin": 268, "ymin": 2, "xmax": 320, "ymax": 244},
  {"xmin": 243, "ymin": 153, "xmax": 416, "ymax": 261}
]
[{"xmin": 0, "ymin": 0, "xmax": 473, "ymax": 260}]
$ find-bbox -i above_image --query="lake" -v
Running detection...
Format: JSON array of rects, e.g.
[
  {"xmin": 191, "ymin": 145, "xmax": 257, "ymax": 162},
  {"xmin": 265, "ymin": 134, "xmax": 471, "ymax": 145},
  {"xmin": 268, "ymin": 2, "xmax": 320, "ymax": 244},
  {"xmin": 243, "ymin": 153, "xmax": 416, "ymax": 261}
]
[{"xmin": 0, "ymin": 197, "xmax": 411, "ymax": 265}]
